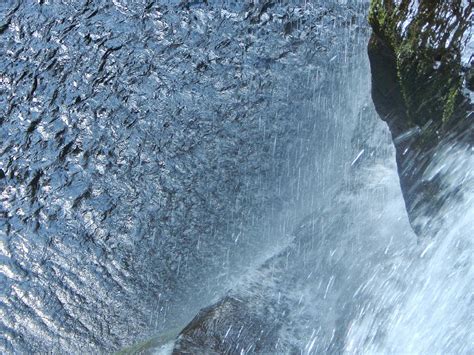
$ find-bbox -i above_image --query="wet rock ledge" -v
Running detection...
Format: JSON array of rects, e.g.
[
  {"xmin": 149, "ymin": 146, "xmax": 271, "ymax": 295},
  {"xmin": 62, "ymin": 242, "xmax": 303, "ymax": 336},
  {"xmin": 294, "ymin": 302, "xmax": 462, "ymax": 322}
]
[{"xmin": 368, "ymin": 0, "xmax": 473, "ymax": 234}]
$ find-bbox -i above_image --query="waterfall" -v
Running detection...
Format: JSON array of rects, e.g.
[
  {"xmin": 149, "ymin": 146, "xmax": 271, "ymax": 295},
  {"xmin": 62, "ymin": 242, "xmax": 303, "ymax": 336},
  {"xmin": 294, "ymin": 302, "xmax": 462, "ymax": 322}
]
[{"xmin": 1, "ymin": 1, "xmax": 471, "ymax": 353}]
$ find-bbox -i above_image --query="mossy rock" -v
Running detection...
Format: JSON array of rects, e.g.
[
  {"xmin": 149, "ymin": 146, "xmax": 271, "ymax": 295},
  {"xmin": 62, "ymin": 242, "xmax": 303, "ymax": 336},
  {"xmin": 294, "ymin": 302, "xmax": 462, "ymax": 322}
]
[
  {"xmin": 367, "ymin": 0, "xmax": 472, "ymax": 233},
  {"xmin": 369, "ymin": 0, "xmax": 471, "ymax": 133}
]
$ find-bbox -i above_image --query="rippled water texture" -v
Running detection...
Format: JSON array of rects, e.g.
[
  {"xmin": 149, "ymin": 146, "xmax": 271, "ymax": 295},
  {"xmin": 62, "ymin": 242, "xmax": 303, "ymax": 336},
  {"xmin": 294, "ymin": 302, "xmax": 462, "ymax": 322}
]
[{"xmin": 1, "ymin": 0, "xmax": 371, "ymax": 352}]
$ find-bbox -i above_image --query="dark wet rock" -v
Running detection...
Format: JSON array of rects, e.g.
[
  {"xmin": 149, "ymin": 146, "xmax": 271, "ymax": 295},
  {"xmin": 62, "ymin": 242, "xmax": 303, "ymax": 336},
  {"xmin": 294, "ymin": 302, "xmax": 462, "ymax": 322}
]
[
  {"xmin": 172, "ymin": 240, "xmax": 295, "ymax": 354},
  {"xmin": 466, "ymin": 63, "xmax": 474, "ymax": 91},
  {"xmin": 367, "ymin": 0, "xmax": 473, "ymax": 234},
  {"xmin": 173, "ymin": 296, "xmax": 283, "ymax": 355}
]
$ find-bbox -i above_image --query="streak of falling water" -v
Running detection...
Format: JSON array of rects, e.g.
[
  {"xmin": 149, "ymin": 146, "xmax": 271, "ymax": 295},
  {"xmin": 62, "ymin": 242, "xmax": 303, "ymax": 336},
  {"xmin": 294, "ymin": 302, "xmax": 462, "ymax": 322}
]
[
  {"xmin": 281, "ymin": 19, "xmax": 474, "ymax": 355},
  {"xmin": 163, "ymin": 7, "xmax": 472, "ymax": 354},
  {"xmin": 293, "ymin": 40, "xmax": 473, "ymax": 355},
  {"xmin": 344, "ymin": 143, "xmax": 474, "ymax": 354},
  {"xmin": 170, "ymin": 1, "xmax": 468, "ymax": 351}
]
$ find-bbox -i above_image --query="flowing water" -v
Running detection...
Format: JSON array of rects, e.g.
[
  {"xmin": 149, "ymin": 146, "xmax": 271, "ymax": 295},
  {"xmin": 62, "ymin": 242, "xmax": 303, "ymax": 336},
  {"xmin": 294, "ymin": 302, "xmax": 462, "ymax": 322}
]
[
  {"xmin": 1, "ymin": 0, "xmax": 472, "ymax": 353},
  {"xmin": 155, "ymin": 2, "xmax": 473, "ymax": 354}
]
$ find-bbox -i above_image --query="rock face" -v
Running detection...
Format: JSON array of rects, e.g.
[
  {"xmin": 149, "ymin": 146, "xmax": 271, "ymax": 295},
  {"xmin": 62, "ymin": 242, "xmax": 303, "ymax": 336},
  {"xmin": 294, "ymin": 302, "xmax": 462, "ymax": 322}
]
[
  {"xmin": 173, "ymin": 297, "xmax": 258, "ymax": 354},
  {"xmin": 173, "ymin": 296, "xmax": 284, "ymax": 354},
  {"xmin": 0, "ymin": 0, "xmax": 370, "ymax": 352},
  {"xmin": 367, "ymin": 0, "xmax": 473, "ymax": 234}
]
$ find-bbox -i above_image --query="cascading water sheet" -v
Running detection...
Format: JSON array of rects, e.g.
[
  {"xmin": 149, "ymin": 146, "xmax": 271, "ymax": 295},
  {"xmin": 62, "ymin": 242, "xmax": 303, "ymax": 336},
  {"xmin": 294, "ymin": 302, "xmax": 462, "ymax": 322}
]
[{"xmin": 1, "ymin": 0, "xmax": 472, "ymax": 354}]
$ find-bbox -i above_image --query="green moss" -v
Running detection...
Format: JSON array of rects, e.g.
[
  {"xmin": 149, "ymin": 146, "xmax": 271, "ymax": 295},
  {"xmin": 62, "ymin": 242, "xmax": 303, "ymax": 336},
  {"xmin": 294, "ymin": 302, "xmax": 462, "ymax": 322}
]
[
  {"xmin": 368, "ymin": 0, "xmax": 385, "ymax": 28},
  {"xmin": 443, "ymin": 83, "xmax": 462, "ymax": 124},
  {"xmin": 369, "ymin": 0, "xmax": 400, "ymax": 46},
  {"xmin": 369, "ymin": 0, "xmax": 469, "ymax": 134}
]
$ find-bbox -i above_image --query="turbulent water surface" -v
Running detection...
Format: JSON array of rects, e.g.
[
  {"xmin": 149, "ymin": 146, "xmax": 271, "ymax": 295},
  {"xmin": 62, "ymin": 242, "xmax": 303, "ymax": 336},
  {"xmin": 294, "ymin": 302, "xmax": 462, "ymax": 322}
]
[{"xmin": 1, "ymin": 0, "xmax": 472, "ymax": 354}]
